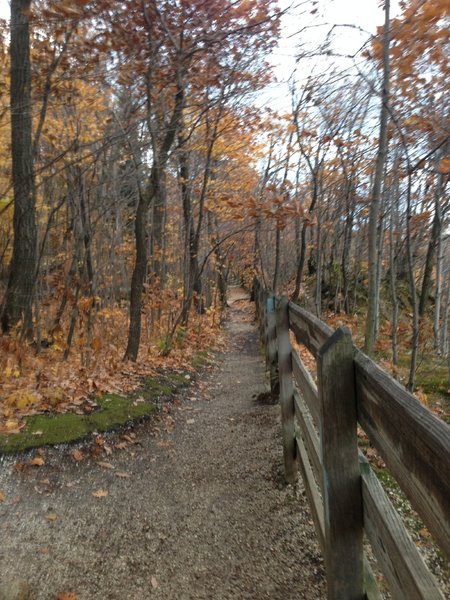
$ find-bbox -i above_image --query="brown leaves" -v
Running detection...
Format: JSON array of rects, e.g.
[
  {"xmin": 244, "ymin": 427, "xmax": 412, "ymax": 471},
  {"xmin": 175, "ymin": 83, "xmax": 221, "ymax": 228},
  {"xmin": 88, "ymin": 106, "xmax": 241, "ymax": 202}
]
[
  {"xmin": 92, "ymin": 489, "xmax": 108, "ymax": 498},
  {"xmin": 96, "ymin": 461, "xmax": 113, "ymax": 470},
  {"xmin": 437, "ymin": 157, "xmax": 450, "ymax": 174},
  {"xmin": 71, "ymin": 449, "xmax": 84, "ymax": 462},
  {"xmin": 57, "ymin": 593, "xmax": 77, "ymax": 600}
]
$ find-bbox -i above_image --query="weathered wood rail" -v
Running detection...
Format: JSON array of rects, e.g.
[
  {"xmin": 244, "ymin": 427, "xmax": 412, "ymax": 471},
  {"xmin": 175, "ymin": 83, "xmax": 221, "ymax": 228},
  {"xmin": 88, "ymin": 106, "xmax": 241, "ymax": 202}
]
[{"xmin": 254, "ymin": 279, "xmax": 450, "ymax": 600}]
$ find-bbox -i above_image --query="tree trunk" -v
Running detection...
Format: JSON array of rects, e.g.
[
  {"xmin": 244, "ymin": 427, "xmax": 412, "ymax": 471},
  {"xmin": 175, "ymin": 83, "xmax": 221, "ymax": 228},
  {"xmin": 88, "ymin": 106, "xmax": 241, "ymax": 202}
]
[
  {"xmin": 441, "ymin": 264, "xmax": 450, "ymax": 357},
  {"xmin": 364, "ymin": 0, "xmax": 391, "ymax": 354},
  {"xmin": 124, "ymin": 185, "xmax": 149, "ymax": 360},
  {"xmin": 151, "ymin": 169, "xmax": 167, "ymax": 284},
  {"xmin": 124, "ymin": 79, "xmax": 184, "ymax": 361},
  {"xmin": 273, "ymin": 225, "xmax": 281, "ymax": 294},
  {"xmin": 341, "ymin": 190, "xmax": 355, "ymax": 314},
  {"xmin": 406, "ymin": 173, "xmax": 419, "ymax": 392},
  {"xmin": 1, "ymin": 0, "xmax": 37, "ymax": 337},
  {"xmin": 388, "ymin": 163, "xmax": 400, "ymax": 369},
  {"xmin": 419, "ymin": 150, "xmax": 446, "ymax": 317}
]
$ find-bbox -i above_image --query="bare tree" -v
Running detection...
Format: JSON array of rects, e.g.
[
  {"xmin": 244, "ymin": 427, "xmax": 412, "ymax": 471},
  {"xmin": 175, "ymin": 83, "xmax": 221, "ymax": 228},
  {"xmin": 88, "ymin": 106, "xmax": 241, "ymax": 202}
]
[{"xmin": 1, "ymin": 0, "xmax": 37, "ymax": 337}]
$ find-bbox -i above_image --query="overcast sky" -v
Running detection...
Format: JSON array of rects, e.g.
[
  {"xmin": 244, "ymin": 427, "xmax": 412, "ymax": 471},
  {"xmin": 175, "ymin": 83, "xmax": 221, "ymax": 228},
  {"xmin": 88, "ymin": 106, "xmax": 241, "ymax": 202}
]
[
  {"xmin": 0, "ymin": 0, "xmax": 401, "ymax": 38},
  {"xmin": 0, "ymin": 0, "xmax": 400, "ymax": 110},
  {"xmin": 264, "ymin": 0, "xmax": 401, "ymax": 109}
]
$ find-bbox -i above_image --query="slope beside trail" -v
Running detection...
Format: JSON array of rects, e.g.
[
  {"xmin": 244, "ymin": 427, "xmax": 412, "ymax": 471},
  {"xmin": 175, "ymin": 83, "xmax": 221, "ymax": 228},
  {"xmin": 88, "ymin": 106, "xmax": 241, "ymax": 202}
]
[{"xmin": 0, "ymin": 287, "xmax": 326, "ymax": 600}]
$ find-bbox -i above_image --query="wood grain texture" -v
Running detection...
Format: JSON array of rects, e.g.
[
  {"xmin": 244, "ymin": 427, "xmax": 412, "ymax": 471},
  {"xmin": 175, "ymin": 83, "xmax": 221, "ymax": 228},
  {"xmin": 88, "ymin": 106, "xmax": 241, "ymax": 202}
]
[
  {"xmin": 363, "ymin": 556, "xmax": 383, "ymax": 600},
  {"xmin": 292, "ymin": 351, "xmax": 320, "ymax": 427},
  {"xmin": 296, "ymin": 434, "xmax": 326, "ymax": 554},
  {"xmin": 289, "ymin": 302, "xmax": 333, "ymax": 357},
  {"xmin": 318, "ymin": 328, "xmax": 364, "ymax": 600},
  {"xmin": 359, "ymin": 454, "xmax": 445, "ymax": 600},
  {"xmin": 266, "ymin": 295, "xmax": 279, "ymax": 395},
  {"xmin": 355, "ymin": 349, "xmax": 450, "ymax": 561},
  {"xmin": 276, "ymin": 296, "xmax": 297, "ymax": 483},
  {"xmin": 294, "ymin": 390, "xmax": 322, "ymax": 492}
]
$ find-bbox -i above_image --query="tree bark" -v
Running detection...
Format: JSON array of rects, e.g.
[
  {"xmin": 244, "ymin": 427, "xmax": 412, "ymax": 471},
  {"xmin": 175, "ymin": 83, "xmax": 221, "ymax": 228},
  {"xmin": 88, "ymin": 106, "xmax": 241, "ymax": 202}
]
[
  {"xmin": 124, "ymin": 81, "xmax": 184, "ymax": 361},
  {"xmin": 1, "ymin": 0, "xmax": 37, "ymax": 337},
  {"xmin": 419, "ymin": 146, "xmax": 447, "ymax": 317},
  {"xmin": 364, "ymin": 0, "xmax": 391, "ymax": 354}
]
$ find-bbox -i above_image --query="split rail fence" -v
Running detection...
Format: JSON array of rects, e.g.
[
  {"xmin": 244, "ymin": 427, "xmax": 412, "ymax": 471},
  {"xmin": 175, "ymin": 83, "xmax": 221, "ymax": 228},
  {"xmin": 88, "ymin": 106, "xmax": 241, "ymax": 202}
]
[{"xmin": 254, "ymin": 279, "xmax": 450, "ymax": 600}]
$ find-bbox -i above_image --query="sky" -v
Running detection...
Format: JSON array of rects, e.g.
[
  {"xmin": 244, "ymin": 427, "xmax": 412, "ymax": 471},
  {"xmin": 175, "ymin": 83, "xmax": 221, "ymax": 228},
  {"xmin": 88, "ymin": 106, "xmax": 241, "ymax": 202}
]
[
  {"xmin": 0, "ymin": 0, "xmax": 401, "ymax": 110},
  {"xmin": 264, "ymin": 0, "xmax": 401, "ymax": 110}
]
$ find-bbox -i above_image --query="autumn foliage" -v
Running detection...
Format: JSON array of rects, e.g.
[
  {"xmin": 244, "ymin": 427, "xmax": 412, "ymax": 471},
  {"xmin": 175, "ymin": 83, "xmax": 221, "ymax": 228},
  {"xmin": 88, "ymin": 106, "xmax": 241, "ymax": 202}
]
[{"xmin": 1, "ymin": 0, "xmax": 449, "ymax": 432}]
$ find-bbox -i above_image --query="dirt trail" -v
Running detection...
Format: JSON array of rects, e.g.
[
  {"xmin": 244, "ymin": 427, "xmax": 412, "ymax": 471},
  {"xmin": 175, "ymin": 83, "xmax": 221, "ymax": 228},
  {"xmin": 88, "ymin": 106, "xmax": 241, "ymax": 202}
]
[{"xmin": 0, "ymin": 287, "xmax": 325, "ymax": 600}]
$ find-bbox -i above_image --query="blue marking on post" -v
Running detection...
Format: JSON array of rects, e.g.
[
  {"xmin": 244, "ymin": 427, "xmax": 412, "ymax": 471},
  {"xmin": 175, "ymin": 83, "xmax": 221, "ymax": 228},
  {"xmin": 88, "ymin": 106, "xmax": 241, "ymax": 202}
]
[{"xmin": 267, "ymin": 296, "xmax": 275, "ymax": 313}]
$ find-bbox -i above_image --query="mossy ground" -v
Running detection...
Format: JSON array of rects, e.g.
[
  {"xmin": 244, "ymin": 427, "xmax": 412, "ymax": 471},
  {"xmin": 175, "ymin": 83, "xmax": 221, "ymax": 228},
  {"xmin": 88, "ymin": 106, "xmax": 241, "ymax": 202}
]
[
  {"xmin": 0, "ymin": 355, "xmax": 213, "ymax": 455},
  {"xmin": 0, "ymin": 394, "xmax": 155, "ymax": 454}
]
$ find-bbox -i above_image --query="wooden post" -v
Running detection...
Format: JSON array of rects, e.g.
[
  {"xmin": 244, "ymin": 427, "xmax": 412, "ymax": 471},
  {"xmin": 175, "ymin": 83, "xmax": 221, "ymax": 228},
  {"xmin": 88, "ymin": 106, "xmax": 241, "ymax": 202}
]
[
  {"xmin": 318, "ymin": 327, "xmax": 364, "ymax": 600},
  {"xmin": 276, "ymin": 296, "xmax": 297, "ymax": 483},
  {"xmin": 266, "ymin": 294, "xmax": 279, "ymax": 396}
]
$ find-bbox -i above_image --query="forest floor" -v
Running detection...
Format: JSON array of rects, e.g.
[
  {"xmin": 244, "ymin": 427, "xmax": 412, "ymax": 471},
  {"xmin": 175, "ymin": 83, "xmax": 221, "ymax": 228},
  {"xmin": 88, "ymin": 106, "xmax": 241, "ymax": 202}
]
[{"xmin": 0, "ymin": 287, "xmax": 326, "ymax": 600}]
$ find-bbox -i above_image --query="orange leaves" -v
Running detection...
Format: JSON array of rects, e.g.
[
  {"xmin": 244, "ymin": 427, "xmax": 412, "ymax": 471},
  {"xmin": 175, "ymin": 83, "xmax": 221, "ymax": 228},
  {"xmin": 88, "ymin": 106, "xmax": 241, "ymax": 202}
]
[
  {"xmin": 437, "ymin": 157, "xmax": 450, "ymax": 174},
  {"xmin": 71, "ymin": 449, "xmax": 84, "ymax": 462},
  {"xmin": 46, "ymin": 513, "xmax": 58, "ymax": 521},
  {"xmin": 44, "ymin": 0, "xmax": 89, "ymax": 19}
]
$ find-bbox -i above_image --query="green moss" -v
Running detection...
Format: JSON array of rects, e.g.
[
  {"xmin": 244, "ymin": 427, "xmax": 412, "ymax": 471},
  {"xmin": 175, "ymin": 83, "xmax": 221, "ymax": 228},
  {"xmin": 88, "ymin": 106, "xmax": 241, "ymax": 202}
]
[
  {"xmin": 375, "ymin": 467, "xmax": 397, "ymax": 491},
  {"xmin": 0, "ymin": 394, "xmax": 155, "ymax": 454},
  {"xmin": 166, "ymin": 372, "xmax": 190, "ymax": 387},
  {"xmin": 141, "ymin": 377, "xmax": 173, "ymax": 397},
  {"xmin": 91, "ymin": 394, "xmax": 154, "ymax": 429},
  {"xmin": 0, "ymin": 351, "xmax": 213, "ymax": 455}
]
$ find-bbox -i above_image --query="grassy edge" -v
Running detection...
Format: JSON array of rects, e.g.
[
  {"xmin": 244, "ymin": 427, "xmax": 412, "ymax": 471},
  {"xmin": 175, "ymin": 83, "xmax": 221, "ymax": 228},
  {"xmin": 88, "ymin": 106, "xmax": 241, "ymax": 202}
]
[{"xmin": 0, "ymin": 350, "xmax": 213, "ymax": 455}]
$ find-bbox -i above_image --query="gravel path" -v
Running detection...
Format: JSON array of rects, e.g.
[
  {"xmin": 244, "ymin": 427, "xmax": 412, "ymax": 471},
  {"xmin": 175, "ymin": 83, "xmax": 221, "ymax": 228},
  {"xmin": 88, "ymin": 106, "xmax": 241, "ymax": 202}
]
[{"xmin": 0, "ymin": 288, "xmax": 326, "ymax": 600}]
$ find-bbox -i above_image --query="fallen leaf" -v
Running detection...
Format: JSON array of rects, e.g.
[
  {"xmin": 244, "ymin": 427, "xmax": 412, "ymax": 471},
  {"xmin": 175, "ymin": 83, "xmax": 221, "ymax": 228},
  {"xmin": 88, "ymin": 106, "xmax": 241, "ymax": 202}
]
[
  {"xmin": 419, "ymin": 527, "xmax": 431, "ymax": 538},
  {"xmin": 71, "ymin": 449, "xmax": 84, "ymax": 462},
  {"xmin": 103, "ymin": 443, "xmax": 113, "ymax": 456},
  {"xmin": 57, "ymin": 593, "xmax": 77, "ymax": 600},
  {"xmin": 46, "ymin": 513, "xmax": 58, "ymax": 521},
  {"xmin": 92, "ymin": 489, "xmax": 108, "ymax": 498},
  {"xmin": 0, "ymin": 490, "xmax": 5, "ymax": 502},
  {"xmin": 95, "ymin": 435, "xmax": 105, "ymax": 446},
  {"xmin": 115, "ymin": 472, "xmax": 131, "ymax": 479},
  {"xmin": 156, "ymin": 440, "xmax": 172, "ymax": 449},
  {"xmin": 29, "ymin": 457, "xmax": 45, "ymax": 467},
  {"xmin": 32, "ymin": 430, "xmax": 44, "ymax": 436},
  {"xmin": 151, "ymin": 576, "xmax": 158, "ymax": 589},
  {"xmin": 97, "ymin": 461, "xmax": 113, "ymax": 470},
  {"xmin": 14, "ymin": 462, "xmax": 25, "ymax": 472},
  {"xmin": 115, "ymin": 442, "xmax": 128, "ymax": 450}
]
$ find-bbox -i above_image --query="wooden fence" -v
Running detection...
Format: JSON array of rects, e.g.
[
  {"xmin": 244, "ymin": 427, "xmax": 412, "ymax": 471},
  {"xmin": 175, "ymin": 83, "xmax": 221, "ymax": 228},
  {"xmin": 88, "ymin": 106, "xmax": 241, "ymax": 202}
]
[{"xmin": 254, "ymin": 279, "xmax": 450, "ymax": 600}]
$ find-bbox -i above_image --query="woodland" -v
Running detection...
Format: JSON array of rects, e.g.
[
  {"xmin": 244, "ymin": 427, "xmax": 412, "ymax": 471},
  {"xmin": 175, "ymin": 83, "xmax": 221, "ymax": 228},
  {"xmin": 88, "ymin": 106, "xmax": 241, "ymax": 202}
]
[{"xmin": 0, "ymin": 0, "xmax": 449, "ymax": 435}]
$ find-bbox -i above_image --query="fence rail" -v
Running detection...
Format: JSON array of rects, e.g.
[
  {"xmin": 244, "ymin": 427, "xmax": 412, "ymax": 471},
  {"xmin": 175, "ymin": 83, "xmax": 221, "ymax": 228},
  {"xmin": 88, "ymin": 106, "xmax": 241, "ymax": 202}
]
[{"xmin": 254, "ymin": 279, "xmax": 449, "ymax": 600}]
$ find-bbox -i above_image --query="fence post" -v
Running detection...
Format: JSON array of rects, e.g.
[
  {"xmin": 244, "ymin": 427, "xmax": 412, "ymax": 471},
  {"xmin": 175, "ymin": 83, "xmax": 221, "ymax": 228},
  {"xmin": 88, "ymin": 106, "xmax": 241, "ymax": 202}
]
[
  {"xmin": 317, "ymin": 327, "xmax": 363, "ymax": 600},
  {"xmin": 266, "ymin": 294, "xmax": 279, "ymax": 396},
  {"xmin": 276, "ymin": 296, "xmax": 297, "ymax": 484}
]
